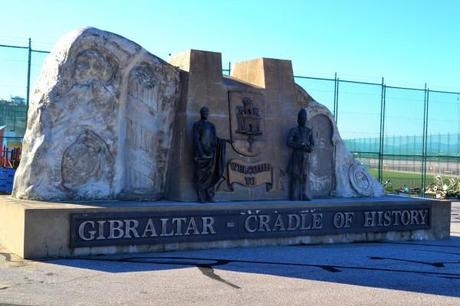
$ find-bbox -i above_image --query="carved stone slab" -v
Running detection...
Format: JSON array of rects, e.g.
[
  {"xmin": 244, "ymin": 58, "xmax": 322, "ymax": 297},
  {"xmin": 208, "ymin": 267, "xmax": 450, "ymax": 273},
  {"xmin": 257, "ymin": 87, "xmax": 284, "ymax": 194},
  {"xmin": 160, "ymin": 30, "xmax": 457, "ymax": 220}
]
[
  {"xmin": 12, "ymin": 28, "xmax": 180, "ymax": 200},
  {"xmin": 309, "ymin": 114, "xmax": 335, "ymax": 197}
]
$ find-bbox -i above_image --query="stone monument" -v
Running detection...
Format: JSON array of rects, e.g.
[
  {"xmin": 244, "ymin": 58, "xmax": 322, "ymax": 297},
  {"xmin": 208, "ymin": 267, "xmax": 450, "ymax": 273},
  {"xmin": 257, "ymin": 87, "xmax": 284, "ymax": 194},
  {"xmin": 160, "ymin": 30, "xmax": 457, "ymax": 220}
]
[
  {"xmin": 0, "ymin": 27, "xmax": 450, "ymax": 259},
  {"xmin": 12, "ymin": 28, "xmax": 180, "ymax": 200}
]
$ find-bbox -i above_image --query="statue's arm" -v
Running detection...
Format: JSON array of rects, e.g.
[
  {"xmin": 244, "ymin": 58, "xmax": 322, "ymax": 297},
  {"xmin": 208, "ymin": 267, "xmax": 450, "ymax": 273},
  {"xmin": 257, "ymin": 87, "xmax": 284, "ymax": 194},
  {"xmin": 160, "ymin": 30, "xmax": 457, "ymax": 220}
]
[{"xmin": 287, "ymin": 128, "xmax": 303, "ymax": 149}]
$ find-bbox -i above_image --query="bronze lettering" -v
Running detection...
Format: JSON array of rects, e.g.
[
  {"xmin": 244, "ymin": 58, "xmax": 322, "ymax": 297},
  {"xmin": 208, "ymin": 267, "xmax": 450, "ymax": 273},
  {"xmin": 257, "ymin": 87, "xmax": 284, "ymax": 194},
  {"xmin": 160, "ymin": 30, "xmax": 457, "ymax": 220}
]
[
  {"xmin": 244, "ymin": 215, "xmax": 258, "ymax": 233},
  {"xmin": 377, "ymin": 211, "xmax": 384, "ymax": 226},
  {"xmin": 312, "ymin": 213, "xmax": 323, "ymax": 229},
  {"xmin": 401, "ymin": 210, "xmax": 411, "ymax": 225},
  {"xmin": 259, "ymin": 215, "xmax": 271, "ymax": 232},
  {"xmin": 160, "ymin": 218, "xmax": 174, "ymax": 237},
  {"xmin": 383, "ymin": 211, "xmax": 392, "ymax": 226},
  {"xmin": 185, "ymin": 218, "xmax": 200, "ymax": 235},
  {"xmin": 419, "ymin": 209, "xmax": 428, "ymax": 225},
  {"xmin": 124, "ymin": 219, "xmax": 140, "ymax": 238},
  {"xmin": 142, "ymin": 218, "xmax": 158, "ymax": 237},
  {"xmin": 172, "ymin": 218, "xmax": 187, "ymax": 236},
  {"xmin": 410, "ymin": 210, "xmax": 418, "ymax": 225},
  {"xmin": 333, "ymin": 212, "xmax": 345, "ymax": 228},
  {"xmin": 108, "ymin": 220, "xmax": 124, "ymax": 239},
  {"xmin": 363, "ymin": 211, "xmax": 376, "ymax": 227},
  {"xmin": 391, "ymin": 211, "xmax": 402, "ymax": 225},
  {"xmin": 96, "ymin": 220, "xmax": 106, "ymax": 240},
  {"xmin": 202, "ymin": 217, "xmax": 216, "ymax": 234},
  {"xmin": 300, "ymin": 213, "xmax": 312, "ymax": 230},
  {"xmin": 273, "ymin": 214, "xmax": 286, "ymax": 231},
  {"xmin": 287, "ymin": 214, "xmax": 300, "ymax": 230},
  {"xmin": 78, "ymin": 221, "xmax": 96, "ymax": 241},
  {"xmin": 333, "ymin": 212, "xmax": 353, "ymax": 229}
]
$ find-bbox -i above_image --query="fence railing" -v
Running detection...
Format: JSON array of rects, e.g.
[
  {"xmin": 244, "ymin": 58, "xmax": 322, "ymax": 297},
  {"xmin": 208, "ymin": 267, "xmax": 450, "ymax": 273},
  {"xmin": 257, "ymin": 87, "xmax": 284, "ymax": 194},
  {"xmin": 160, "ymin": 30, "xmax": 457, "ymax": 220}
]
[{"xmin": 1, "ymin": 40, "xmax": 460, "ymax": 196}]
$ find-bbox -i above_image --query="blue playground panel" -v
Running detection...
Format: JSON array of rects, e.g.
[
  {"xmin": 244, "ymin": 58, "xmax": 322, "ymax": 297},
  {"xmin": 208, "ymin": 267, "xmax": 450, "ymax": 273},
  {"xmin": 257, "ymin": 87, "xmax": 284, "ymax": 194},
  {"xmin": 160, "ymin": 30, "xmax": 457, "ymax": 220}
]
[{"xmin": 0, "ymin": 167, "xmax": 15, "ymax": 193}]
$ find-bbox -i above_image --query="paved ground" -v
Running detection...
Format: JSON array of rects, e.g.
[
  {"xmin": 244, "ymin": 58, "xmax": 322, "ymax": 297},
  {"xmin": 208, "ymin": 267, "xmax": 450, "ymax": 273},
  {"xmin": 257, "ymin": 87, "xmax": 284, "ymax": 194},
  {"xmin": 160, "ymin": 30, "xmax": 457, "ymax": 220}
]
[{"xmin": 0, "ymin": 202, "xmax": 459, "ymax": 306}]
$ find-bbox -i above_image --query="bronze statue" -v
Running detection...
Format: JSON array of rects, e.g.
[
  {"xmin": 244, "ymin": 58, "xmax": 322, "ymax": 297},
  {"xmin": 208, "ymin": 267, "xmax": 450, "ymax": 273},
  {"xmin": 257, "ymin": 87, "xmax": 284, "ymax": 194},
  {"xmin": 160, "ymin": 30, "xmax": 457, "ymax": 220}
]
[
  {"xmin": 287, "ymin": 109, "xmax": 314, "ymax": 201},
  {"xmin": 192, "ymin": 106, "xmax": 227, "ymax": 202}
]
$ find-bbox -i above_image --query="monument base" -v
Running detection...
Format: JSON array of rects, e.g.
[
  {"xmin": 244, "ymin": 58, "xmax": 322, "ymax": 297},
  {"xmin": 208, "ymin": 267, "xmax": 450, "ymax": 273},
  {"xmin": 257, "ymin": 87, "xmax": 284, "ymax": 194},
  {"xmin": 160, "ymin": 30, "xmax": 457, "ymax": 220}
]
[{"xmin": 0, "ymin": 195, "xmax": 451, "ymax": 259}]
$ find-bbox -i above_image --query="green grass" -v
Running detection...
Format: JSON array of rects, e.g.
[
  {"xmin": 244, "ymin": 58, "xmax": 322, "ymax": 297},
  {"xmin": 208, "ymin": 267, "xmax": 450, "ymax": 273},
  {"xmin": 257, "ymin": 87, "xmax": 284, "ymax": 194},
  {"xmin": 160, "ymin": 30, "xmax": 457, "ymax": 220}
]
[{"xmin": 368, "ymin": 169, "xmax": 435, "ymax": 192}]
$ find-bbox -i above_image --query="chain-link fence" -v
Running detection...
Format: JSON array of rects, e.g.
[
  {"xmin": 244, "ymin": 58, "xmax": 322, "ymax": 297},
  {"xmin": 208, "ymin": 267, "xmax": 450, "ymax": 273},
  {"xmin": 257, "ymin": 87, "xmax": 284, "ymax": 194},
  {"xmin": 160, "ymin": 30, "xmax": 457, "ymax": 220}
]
[{"xmin": 1, "ymin": 40, "xmax": 460, "ymax": 196}]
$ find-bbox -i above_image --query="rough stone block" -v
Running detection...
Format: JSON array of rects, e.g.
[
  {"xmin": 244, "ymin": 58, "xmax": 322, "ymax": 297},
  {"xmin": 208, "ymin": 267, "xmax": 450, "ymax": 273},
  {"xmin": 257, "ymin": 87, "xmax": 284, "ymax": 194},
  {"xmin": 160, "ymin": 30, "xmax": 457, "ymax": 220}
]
[{"xmin": 12, "ymin": 28, "xmax": 180, "ymax": 201}]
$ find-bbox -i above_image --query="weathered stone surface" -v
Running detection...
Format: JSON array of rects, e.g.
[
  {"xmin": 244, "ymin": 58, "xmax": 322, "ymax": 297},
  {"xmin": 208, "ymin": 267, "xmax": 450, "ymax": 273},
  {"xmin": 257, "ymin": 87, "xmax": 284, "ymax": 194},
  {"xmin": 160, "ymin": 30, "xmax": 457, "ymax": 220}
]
[
  {"xmin": 13, "ymin": 28, "xmax": 381, "ymax": 202},
  {"xmin": 12, "ymin": 27, "xmax": 180, "ymax": 200},
  {"xmin": 296, "ymin": 84, "xmax": 384, "ymax": 197}
]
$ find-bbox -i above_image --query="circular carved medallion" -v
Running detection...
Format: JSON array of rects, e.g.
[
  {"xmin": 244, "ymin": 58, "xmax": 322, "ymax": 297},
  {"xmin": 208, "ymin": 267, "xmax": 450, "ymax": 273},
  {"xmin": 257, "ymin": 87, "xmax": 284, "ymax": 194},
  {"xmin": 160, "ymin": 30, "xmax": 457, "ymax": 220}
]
[
  {"xmin": 61, "ymin": 130, "xmax": 107, "ymax": 190},
  {"xmin": 348, "ymin": 161, "xmax": 373, "ymax": 196}
]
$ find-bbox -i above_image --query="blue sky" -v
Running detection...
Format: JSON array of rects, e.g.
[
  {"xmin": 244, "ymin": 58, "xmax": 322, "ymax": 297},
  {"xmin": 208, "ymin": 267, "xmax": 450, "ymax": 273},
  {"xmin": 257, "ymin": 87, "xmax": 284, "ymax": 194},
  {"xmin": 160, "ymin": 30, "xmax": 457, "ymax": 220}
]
[{"xmin": 1, "ymin": 0, "xmax": 459, "ymax": 138}]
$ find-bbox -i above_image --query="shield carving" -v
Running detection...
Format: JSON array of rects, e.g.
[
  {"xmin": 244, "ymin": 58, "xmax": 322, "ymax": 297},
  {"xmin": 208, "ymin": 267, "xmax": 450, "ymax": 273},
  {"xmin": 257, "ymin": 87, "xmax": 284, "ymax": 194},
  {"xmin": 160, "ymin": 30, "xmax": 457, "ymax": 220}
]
[{"xmin": 228, "ymin": 91, "xmax": 265, "ymax": 157}]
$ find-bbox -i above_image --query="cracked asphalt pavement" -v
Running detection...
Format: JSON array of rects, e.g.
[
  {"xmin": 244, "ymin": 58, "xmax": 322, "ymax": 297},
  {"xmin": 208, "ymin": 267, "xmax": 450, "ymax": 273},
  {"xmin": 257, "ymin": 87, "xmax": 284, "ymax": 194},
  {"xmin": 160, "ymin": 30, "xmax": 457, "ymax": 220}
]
[{"xmin": 0, "ymin": 202, "xmax": 459, "ymax": 305}]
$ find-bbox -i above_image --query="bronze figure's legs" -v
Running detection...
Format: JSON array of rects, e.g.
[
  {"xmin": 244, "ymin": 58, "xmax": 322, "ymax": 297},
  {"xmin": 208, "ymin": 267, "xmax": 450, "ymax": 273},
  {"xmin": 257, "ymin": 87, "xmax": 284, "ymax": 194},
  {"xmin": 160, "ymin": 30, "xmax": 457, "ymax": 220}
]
[{"xmin": 289, "ymin": 175, "xmax": 311, "ymax": 201}]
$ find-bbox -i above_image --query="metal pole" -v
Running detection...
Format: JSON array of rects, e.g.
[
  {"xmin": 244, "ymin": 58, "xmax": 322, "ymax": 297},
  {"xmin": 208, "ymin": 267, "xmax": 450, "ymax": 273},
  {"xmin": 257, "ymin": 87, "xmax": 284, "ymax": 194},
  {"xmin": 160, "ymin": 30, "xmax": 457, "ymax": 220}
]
[
  {"xmin": 335, "ymin": 74, "xmax": 339, "ymax": 124},
  {"xmin": 25, "ymin": 38, "xmax": 32, "ymax": 129},
  {"xmin": 333, "ymin": 72, "xmax": 337, "ymax": 120},
  {"xmin": 378, "ymin": 77, "xmax": 386, "ymax": 183},
  {"xmin": 228, "ymin": 62, "xmax": 231, "ymax": 76},
  {"xmin": 421, "ymin": 84, "xmax": 429, "ymax": 196}
]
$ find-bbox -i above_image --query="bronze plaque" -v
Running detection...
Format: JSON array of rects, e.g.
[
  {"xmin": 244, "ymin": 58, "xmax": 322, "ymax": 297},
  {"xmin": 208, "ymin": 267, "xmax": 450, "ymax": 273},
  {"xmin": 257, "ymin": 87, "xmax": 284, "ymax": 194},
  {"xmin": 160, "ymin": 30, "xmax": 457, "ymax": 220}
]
[
  {"xmin": 228, "ymin": 91, "xmax": 265, "ymax": 157},
  {"xmin": 70, "ymin": 203, "xmax": 431, "ymax": 248},
  {"xmin": 309, "ymin": 114, "xmax": 335, "ymax": 197},
  {"xmin": 227, "ymin": 159, "xmax": 273, "ymax": 189}
]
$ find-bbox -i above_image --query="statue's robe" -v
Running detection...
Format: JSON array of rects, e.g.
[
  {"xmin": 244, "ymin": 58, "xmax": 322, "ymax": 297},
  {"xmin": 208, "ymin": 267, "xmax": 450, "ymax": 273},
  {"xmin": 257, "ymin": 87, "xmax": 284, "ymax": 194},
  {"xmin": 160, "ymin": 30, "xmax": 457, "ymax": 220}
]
[{"xmin": 192, "ymin": 119, "xmax": 226, "ymax": 201}]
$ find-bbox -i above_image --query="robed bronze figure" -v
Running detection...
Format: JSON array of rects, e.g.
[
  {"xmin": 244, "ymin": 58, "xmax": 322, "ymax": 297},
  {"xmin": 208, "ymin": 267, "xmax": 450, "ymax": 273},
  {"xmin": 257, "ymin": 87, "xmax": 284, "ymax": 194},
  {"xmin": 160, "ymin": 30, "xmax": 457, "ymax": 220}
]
[
  {"xmin": 192, "ymin": 106, "xmax": 226, "ymax": 202},
  {"xmin": 287, "ymin": 109, "xmax": 314, "ymax": 200}
]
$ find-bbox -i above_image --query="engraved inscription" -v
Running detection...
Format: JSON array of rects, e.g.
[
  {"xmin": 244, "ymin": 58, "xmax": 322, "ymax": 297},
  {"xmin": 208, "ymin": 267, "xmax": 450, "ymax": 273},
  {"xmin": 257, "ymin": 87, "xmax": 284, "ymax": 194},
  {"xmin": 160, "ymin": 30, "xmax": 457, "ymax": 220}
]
[
  {"xmin": 71, "ymin": 205, "xmax": 431, "ymax": 248},
  {"xmin": 227, "ymin": 159, "xmax": 272, "ymax": 189}
]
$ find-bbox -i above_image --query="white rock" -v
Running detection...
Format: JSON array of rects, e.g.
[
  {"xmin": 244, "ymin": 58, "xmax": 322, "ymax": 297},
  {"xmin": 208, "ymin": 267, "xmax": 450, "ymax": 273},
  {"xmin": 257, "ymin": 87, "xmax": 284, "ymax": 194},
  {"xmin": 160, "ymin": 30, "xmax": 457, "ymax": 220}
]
[{"xmin": 13, "ymin": 27, "xmax": 180, "ymax": 200}]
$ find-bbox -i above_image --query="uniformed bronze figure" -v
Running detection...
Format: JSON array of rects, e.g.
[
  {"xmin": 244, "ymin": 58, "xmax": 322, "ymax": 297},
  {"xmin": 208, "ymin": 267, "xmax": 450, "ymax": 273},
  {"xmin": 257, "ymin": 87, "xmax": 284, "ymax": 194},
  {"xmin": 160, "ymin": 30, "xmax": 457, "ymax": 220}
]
[
  {"xmin": 192, "ymin": 106, "xmax": 226, "ymax": 202},
  {"xmin": 287, "ymin": 109, "xmax": 314, "ymax": 201}
]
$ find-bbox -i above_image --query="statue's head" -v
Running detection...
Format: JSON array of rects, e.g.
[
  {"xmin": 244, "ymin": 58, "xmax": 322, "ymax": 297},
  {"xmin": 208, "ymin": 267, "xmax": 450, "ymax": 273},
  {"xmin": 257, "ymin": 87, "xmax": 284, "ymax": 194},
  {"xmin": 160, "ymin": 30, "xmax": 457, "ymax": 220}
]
[
  {"xmin": 200, "ymin": 106, "xmax": 210, "ymax": 120},
  {"xmin": 297, "ymin": 109, "xmax": 307, "ymax": 127}
]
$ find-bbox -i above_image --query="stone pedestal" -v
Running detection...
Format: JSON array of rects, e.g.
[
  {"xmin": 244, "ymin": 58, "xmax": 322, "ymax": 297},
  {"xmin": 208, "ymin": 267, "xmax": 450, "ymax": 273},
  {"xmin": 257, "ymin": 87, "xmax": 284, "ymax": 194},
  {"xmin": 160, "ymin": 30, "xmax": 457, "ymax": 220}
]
[{"xmin": 0, "ymin": 195, "xmax": 451, "ymax": 259}]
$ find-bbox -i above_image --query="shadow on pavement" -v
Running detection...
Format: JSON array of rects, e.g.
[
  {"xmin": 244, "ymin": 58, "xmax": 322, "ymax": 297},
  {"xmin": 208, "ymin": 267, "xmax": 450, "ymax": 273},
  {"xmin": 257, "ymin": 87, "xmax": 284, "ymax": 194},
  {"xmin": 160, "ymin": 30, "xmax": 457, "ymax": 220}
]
[{"xmin": 43, "ymin": 236, "xmax": 460, "ymax": 298}]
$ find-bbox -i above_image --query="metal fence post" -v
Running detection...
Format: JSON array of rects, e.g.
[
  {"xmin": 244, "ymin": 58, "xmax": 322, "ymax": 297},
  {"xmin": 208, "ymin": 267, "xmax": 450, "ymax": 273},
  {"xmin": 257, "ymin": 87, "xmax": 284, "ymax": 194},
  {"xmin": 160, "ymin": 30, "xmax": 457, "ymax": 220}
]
[
  {"xmin": 421, "ymin": 84, "xmax": 429, "ymax": 196},
  {"xmin": 378, "ymin": 77, "xmax": 386, "ymax": 183},
  {"xmin": 25, "ymin": 38, "xmax": 32, "ymax": 129},
  {"xmin": 333, "ymin": 73, "xmax": 339, "ymax": 123}
]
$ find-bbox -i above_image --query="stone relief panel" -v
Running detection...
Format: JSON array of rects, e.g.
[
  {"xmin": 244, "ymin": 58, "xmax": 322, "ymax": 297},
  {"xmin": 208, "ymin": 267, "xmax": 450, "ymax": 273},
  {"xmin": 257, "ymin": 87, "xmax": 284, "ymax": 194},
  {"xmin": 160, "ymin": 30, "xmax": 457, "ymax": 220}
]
[
  {"xmin": 123, "ymin": 62, "xmax": 179, "ymax": 196},
  {"xmin": 61, "ymin": 130, "xmax": 114, "ymax": 197},
  {"xmin": 12, "ymin": 27, "xmax": 180, "ymax": 201},
  {"xmin": 309, "ymin": 114, "xmax": 335, "ymax": 197},
  {"xmin": 228, "ymin": 91, "xmax": 265, "ymax": 157},
  {"xmin": 348, "ymin": 160, "xmax": 373, "ymax": 196},
  {"xmin": 73, "ymin": 49, "xmax": 116, "ymax": 85}
]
